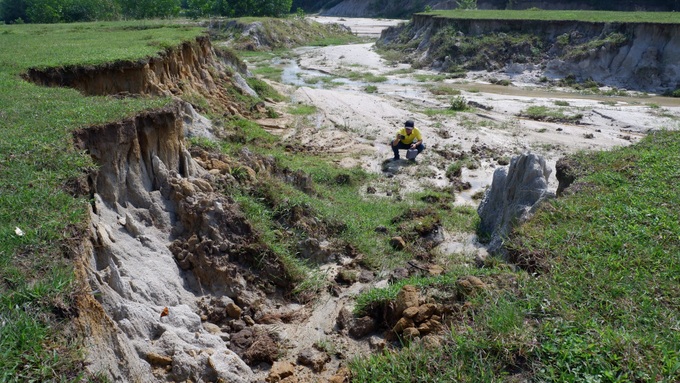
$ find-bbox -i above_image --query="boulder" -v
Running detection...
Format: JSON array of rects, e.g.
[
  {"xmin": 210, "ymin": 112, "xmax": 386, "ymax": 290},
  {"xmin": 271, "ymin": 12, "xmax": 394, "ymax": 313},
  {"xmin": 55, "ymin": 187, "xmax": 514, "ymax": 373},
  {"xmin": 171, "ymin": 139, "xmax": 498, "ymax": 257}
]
[
  {"xmin": 395, "ymin": 285, "xmax": 419, "ymax": 316},
  {"xmin": 208, "ymin": 350, "xmax": 254, "ymax": 383},
  {"xmin": 348, "ymin": 316, "xmax": 377, "ymax": 339},
  {"xmin": 297, "ymin": 348, "xmax": 331, "ymax": 372},
  {"xmin": 328, "ymin": 366, "xmax": 351, "ymax": 383},
  {"xmin": 477, "ymin": 153, "xmax": 553, "ymax": 255},
  {"xmin": 266, "ymin": 361, "xmax": 297, "ymax": 383},
  {"xmin": 226, "ymin": 302, "xmax": 242, "ymax": 319}
]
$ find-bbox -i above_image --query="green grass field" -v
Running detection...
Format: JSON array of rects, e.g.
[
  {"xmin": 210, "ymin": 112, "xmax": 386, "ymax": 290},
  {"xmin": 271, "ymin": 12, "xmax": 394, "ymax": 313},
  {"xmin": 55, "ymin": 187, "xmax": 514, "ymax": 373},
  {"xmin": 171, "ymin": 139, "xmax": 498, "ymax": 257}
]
[{"xmin": 424, "ymin": 9, "xmax": 680, "ymax": 24}]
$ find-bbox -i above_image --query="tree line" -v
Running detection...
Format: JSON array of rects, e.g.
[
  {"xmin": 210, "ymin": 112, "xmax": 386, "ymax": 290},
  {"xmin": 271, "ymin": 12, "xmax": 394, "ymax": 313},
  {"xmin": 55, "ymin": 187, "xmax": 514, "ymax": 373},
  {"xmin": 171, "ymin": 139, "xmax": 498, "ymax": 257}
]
[
  {"xmin": 0, "ymin": 0, "xmax": 293, "ymax": 23},
  {"xmin": 290, "ymin": 0, "xmax": 680, "ymax": 13}
]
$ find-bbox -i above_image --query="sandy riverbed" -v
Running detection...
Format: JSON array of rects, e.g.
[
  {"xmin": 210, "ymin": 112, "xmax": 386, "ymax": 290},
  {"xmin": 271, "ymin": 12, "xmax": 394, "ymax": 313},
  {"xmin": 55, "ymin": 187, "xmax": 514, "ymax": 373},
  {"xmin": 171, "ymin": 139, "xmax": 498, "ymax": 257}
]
[{"xmin": 256, "ymin": 16, "xmax": 680, "ymax": 206}]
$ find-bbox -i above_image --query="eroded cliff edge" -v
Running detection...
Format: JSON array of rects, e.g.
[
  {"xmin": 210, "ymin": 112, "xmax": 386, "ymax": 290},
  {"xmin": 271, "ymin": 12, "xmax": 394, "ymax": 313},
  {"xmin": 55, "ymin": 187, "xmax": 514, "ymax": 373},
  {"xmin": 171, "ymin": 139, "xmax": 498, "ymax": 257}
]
[
  {"xmin": 35, "ymin": 36, "xmax": 271, "ymax": 382},
  {"xmin": 378, "ymin": 14, "xmax": 680, "ymax": 92}
]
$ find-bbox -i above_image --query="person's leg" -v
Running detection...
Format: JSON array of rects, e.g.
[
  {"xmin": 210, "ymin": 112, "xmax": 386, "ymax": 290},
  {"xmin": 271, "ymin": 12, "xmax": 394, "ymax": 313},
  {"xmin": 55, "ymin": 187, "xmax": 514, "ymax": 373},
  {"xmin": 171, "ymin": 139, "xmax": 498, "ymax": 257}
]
[
  {"xmin": 391, "ymin": 141, "xmax": 400, "ymax": 159},
  {"xmin": 392, "ymin": 142, "xmax": 409, "ymax": 159}
]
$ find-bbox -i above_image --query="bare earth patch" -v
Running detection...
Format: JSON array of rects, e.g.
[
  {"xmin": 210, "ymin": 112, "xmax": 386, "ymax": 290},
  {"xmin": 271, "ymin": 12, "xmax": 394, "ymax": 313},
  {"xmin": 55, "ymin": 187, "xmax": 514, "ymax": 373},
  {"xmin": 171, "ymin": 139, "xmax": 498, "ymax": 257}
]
[{"xmin": 259, "ymin": 17, "xmax": 680, "ymax": 207}]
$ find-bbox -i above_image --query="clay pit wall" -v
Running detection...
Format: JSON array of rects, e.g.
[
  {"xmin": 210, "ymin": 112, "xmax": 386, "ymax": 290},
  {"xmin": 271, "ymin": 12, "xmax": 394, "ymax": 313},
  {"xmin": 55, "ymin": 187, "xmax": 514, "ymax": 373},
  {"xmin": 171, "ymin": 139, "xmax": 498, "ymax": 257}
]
[
  {"xmin": 381, "ymin": 14, "xmax": 680, "ymax": 92},
  {"xmin": 23, "ymin": 36, "xmax": 246, "ymax": 114}
]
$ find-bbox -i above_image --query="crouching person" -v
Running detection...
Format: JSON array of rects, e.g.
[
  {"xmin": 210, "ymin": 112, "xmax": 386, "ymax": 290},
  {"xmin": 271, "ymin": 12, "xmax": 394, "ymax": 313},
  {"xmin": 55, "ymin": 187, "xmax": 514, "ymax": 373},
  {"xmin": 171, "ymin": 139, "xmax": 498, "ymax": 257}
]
[{"xmin": 391, "ymin": 120, "xmax": 425, "ymax": 162}]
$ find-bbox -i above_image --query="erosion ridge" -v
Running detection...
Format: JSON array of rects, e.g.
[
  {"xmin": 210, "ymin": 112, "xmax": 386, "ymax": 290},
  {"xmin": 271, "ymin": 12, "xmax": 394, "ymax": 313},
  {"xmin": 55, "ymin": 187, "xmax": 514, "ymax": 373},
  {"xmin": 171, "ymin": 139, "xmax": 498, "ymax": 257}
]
[
  {"xmin": 378, "ymin": 13, "xmax": 680, "ymax": 93},
  {"xmin": 61, "ymin": 36, "xmax": 277, "ymax": 381},
  {"xmin": 23, "ymin": 36, "xmax": 251, "ymax": 114}
]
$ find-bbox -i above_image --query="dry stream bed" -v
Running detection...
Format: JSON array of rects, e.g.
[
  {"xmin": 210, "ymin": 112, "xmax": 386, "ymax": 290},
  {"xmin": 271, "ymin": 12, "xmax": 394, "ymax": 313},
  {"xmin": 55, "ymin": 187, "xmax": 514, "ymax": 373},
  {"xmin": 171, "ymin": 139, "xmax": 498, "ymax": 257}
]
[{"xmin": 244, "ymin": 16, "xmax": 680, "ymax": 380}]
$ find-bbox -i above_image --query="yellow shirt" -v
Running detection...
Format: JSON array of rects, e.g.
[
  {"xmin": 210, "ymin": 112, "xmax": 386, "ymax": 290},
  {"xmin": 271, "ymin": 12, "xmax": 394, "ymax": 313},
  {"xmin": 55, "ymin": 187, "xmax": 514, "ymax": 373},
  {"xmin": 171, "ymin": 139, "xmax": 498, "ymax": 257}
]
[{"xmin": 397, "ymin": 127, "xmax": 422, "ymax": 144}]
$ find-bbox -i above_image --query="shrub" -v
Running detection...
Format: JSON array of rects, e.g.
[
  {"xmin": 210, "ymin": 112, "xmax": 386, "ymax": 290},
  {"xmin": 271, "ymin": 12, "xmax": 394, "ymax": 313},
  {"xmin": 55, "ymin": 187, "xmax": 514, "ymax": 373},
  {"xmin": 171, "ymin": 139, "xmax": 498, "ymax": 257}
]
[
  {"xmin": 364, "ymin": 85, "xmax": 378, "ymax": 93},
  {"xmin": 449, "ymin": 96, "xmax": 468, "ymax": 111}
]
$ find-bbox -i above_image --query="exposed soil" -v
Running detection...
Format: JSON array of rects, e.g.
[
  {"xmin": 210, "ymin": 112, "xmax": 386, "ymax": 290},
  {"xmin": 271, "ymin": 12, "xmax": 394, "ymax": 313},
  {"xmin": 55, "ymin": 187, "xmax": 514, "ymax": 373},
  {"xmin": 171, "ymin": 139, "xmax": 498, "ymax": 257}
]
[
  {"xmin": 72, "ymin": 16, "xmax": 680, "ymax": 383},
  {"xmin": 268, "ymin": 17, "xmax": 680, "ymax": 204},
  {"xmin": 237, "ymin": 17, "xmax": 680, "ymax": 380}
]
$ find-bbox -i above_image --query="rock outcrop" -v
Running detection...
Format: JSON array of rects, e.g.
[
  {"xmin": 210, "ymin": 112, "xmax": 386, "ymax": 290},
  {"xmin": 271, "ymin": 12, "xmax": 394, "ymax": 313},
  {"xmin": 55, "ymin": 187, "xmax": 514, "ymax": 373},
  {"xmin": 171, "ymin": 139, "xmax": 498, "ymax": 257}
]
[
  {"xmin": 73, "ymin": 101, "xmax": 258, "ymax": 382},
  {"xmin": 477, "ymin": 153, "xmax": 553, "ymax": 255}
]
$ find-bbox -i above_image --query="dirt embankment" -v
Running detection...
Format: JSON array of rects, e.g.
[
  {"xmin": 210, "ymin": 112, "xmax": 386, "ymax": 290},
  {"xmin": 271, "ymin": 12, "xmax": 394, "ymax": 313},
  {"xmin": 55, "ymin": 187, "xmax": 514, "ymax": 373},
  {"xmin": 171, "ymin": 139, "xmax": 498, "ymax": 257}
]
[
  {"xmin": 23, "ymin": 36, "xmax": 251, "ymax": 114},
  {"xmin": 304, "ymin": 0, "xmax": 677, "ymax": 18},
  {"xmin": 73, "ymin": 100, "xmax": 303, "ymax": 382},
  {"xmin": 52, "ymin": 36, "xmax": 280, "ymax": 382},
  {"xmin": 378, "ymin": 14, "xmax": 680, "ymax": 92},
  {"xmin": 208, "ymin": 17, "xmax": 354, "ymax": 51}
]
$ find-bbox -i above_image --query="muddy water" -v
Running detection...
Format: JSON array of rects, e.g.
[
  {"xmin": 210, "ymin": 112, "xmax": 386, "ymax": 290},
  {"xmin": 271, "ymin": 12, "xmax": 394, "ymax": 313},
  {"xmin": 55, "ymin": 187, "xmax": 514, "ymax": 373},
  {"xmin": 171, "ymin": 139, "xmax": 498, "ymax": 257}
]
[{"xmin": 454, "ymin": 82, "xmax": 680, "ymax": 107}]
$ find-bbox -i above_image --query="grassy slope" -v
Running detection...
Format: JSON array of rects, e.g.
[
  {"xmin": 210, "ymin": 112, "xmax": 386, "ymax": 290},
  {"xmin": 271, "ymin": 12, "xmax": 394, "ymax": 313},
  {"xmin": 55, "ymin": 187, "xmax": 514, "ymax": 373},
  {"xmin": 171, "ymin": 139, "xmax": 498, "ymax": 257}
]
[
  {"xmin": 350, "ymin": 132, "xmax": 680, "ymax": 381},
  {"xmin": 424, "ymin": 9, "xmax": 680, "ymax": 23},
  {"xmin": 509, "ymin": 131, "xmax": 680, "ymax": 381},
  {"xmin": 0, "ymin": 21, "xmax": 203, "ymax": 381}
]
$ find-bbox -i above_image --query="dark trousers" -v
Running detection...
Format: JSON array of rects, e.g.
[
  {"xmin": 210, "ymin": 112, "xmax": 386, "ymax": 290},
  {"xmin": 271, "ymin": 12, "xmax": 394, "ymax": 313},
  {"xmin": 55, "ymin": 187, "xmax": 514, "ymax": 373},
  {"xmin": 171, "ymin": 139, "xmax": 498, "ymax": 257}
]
[{"xmin": 392, "ymin": 142, "xmax": 425, "ymax": 159}]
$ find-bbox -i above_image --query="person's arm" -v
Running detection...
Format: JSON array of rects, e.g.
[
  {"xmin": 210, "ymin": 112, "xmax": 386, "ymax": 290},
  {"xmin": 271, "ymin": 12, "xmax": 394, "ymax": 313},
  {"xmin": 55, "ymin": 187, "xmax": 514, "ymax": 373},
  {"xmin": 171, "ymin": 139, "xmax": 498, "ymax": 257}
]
[
  {"xmin": 393, "ymin": 132, "xmax": 404, "ymax": 146},
  {"xmin": 410, "ymin": 131, "xmax": 423, "ymax": 148}
]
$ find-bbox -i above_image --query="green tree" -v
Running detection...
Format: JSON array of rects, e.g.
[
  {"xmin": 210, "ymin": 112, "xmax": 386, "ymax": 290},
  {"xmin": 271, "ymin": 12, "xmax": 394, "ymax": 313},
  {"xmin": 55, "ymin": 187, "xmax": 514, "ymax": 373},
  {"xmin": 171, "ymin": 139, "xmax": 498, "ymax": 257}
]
[
  {"xmin": 62, "ymin": 0, "xmax": 120, "ymax": 21},
  {"xmin": 228, "ymin": 0, "xmax": 254, "ymax": 16},
  {"xmin": 119, "ymin": 0, "xmax": 180, "ymax": 19},
  {"xmin": 223, "ymin": 0, "xmax": 291, "ymax": 17},
  {"xmin": 456, "ymin": 0, "xmax": 477, "ymax": 9},
  {"xmin": 185, "ymin": 0, "xmax": 213, "ymax": 17},
  {"xmin": 254, "ymin": 0, "xmax": 291, "ymax": 16},
  {"xmin": 0, "ymin": 0, "xmax": 28, "ymax": 22},
  {"xmin": 25, "ymin": 0, "xmax": 62, "ymax": 22},
  {"xmin": 211, "ymin": 0, "xmax": 230, "ymax": 15},
  {"xmin": 12, "ymin": 0, "xmax": 119, "ymax": 22}
]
